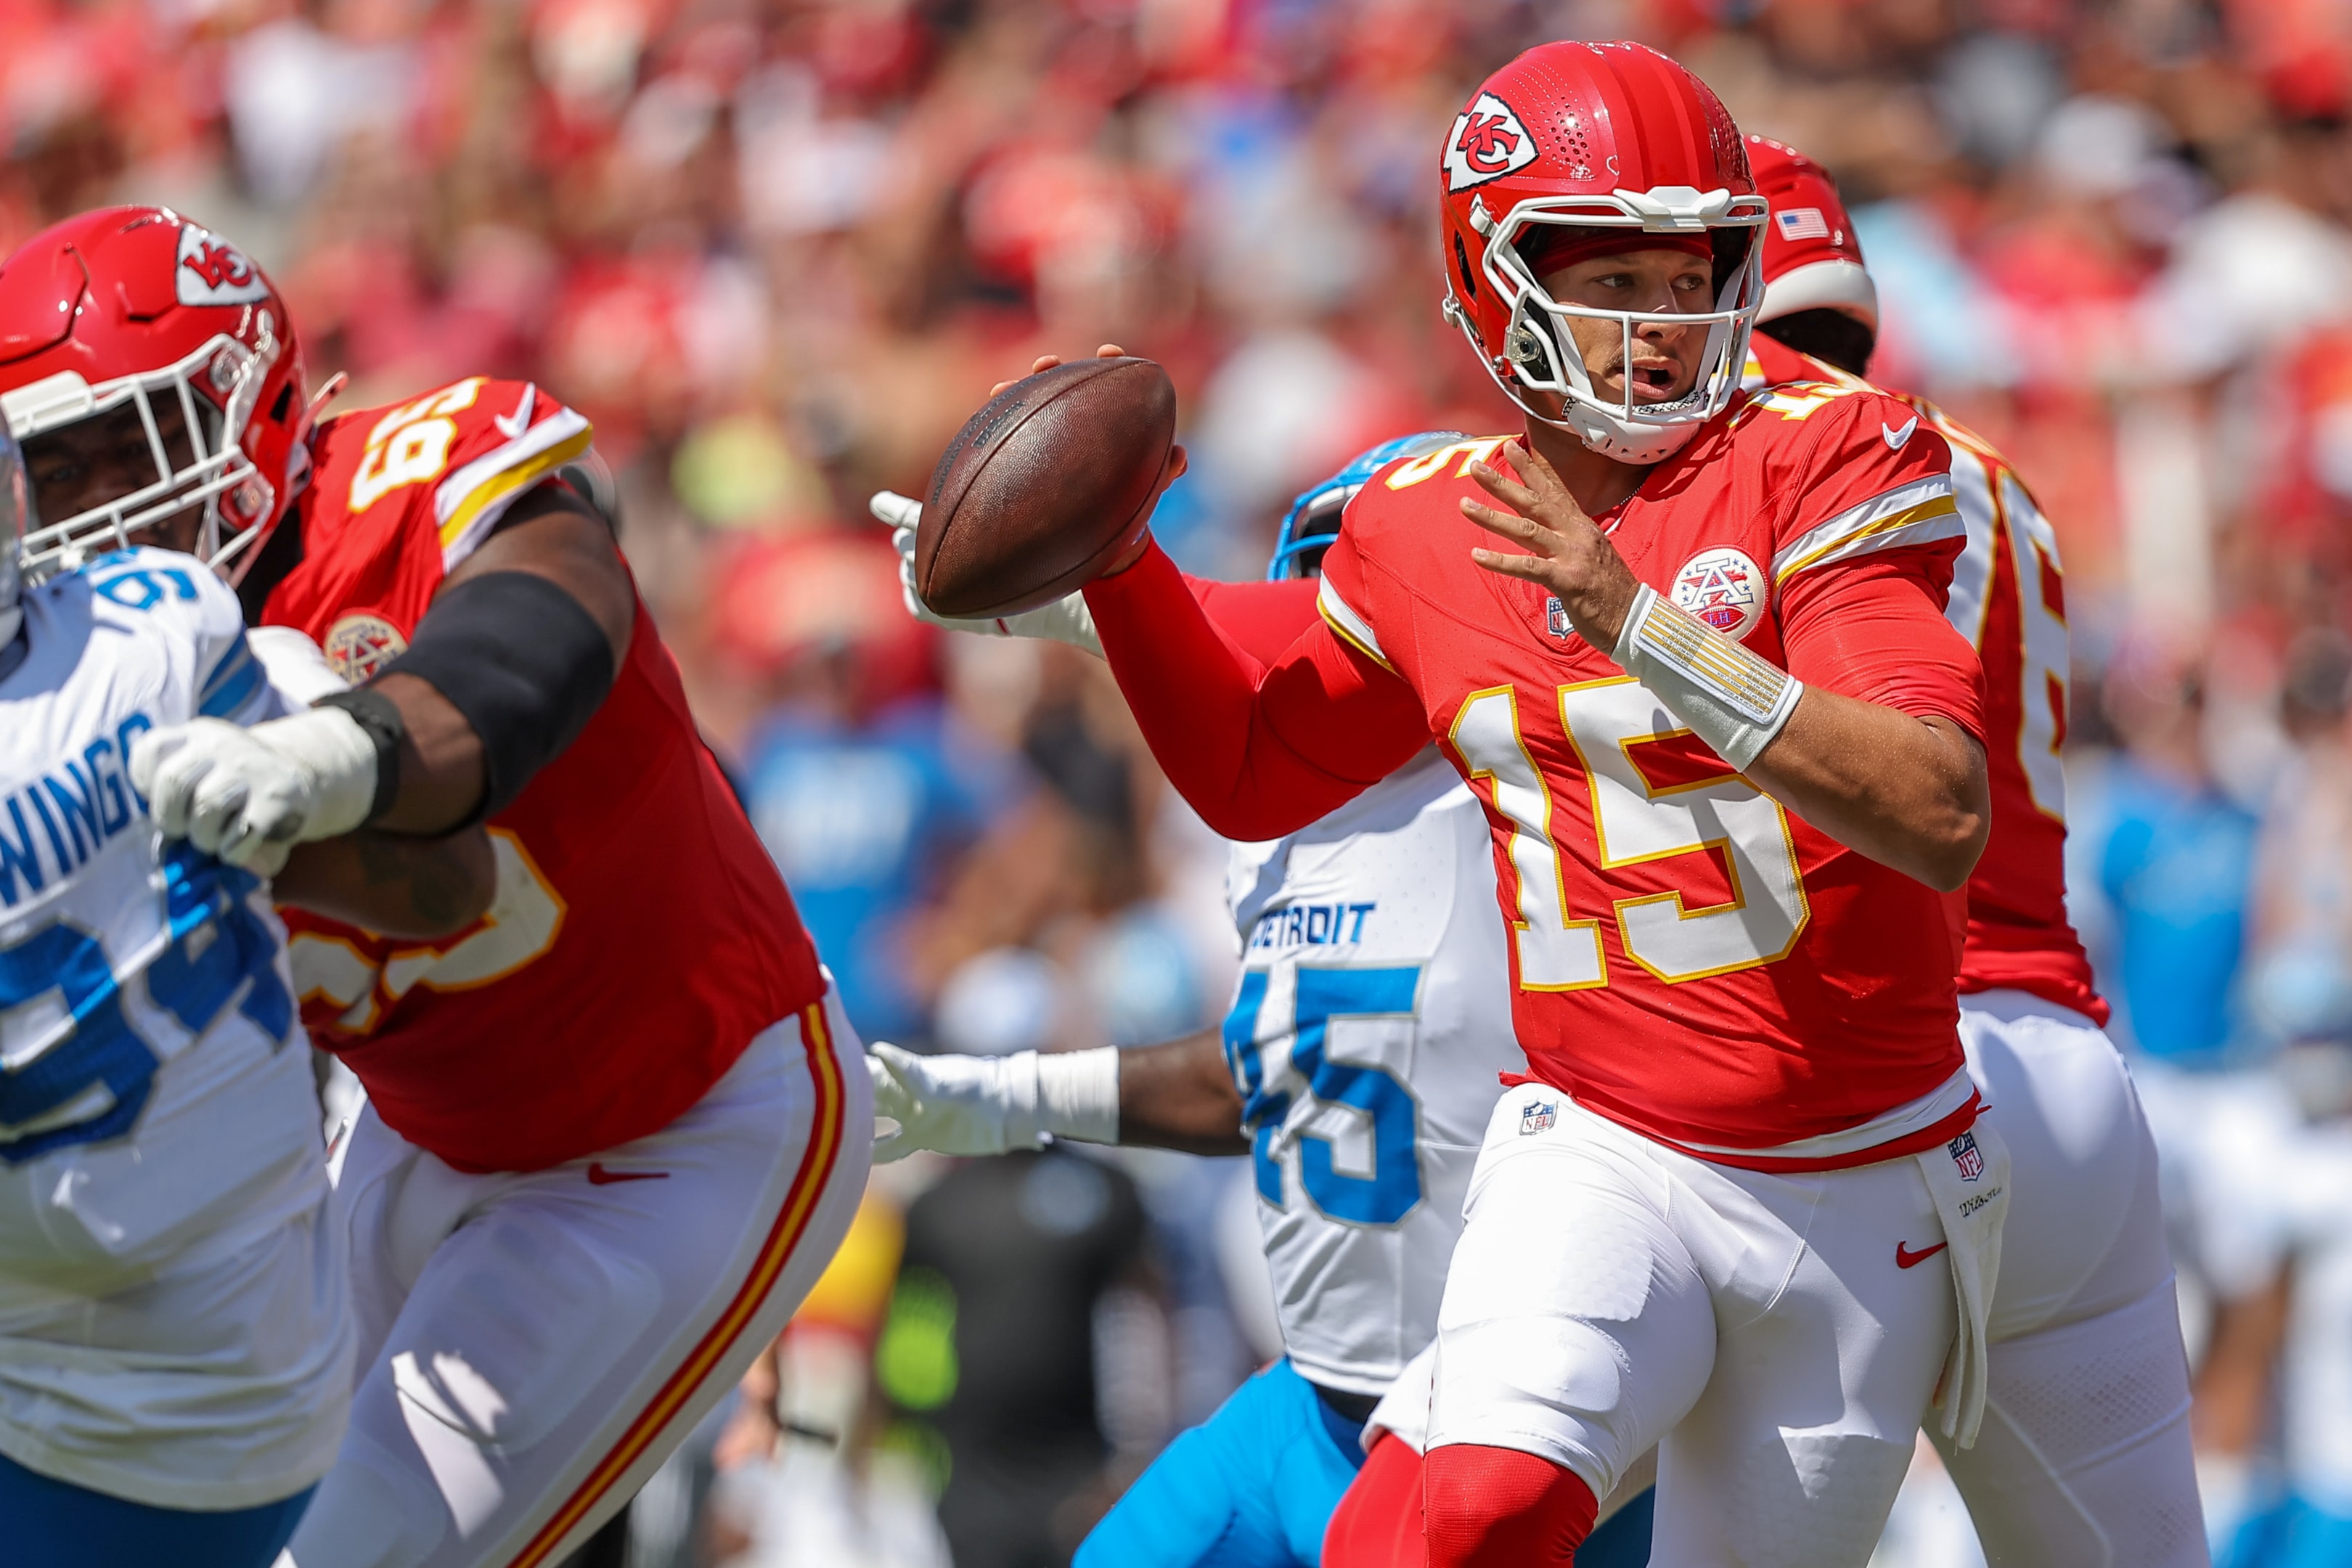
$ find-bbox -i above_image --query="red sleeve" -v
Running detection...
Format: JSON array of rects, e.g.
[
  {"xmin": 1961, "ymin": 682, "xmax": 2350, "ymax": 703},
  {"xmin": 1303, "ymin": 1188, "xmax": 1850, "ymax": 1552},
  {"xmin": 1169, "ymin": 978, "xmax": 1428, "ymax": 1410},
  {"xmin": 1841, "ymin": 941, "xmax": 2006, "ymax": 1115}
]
[
  {"xmin": 1085, "ymin": 544, "xmax": 1429, "ymax": 840},
  {"xmin": 1778, "ymin": 546, "xmax": 1988, "ymax": 746},
  {"xmin": 1181, "ymin": 576, "xmax": 1322, "ymax": 665}
]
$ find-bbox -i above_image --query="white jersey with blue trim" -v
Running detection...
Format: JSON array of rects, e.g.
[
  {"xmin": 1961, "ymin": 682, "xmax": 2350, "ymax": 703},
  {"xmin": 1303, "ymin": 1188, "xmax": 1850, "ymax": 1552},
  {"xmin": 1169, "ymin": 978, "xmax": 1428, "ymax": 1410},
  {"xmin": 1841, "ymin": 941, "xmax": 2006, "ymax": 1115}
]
[
  {"xmin": 0, "ymin": 547, "xmax": 345, "ymax": 1505},
  {"xmin": 1222, "ymin": 746, "xmax": 1519, "ymax": 1397}
]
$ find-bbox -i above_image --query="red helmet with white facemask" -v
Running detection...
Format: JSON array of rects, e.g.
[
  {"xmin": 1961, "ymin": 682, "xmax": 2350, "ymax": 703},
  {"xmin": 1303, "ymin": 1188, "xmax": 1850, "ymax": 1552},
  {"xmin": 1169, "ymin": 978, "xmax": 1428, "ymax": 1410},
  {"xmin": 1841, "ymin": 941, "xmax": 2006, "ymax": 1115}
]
[
  {"xmin": 1745, "ymin": 136, "xmax": 1877, "ymax": 330},
  {"xmin": 0, "ymin": 208, "xmax": 311, "ymax": 584},
  {"xmin": 1440, "ymin": 42, "xmax": 1767, "ymax": 464}
]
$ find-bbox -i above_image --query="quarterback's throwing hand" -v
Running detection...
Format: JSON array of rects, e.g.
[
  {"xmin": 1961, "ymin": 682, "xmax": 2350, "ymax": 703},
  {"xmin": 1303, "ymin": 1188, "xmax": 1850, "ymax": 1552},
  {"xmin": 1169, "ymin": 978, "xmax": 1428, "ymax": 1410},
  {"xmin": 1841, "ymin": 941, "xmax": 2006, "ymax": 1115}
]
[
  {"xmin": 1461, "ymin": 441, "xmax": 1643, "ymax": 649},
  {"xmin": 129, "ymin": 709, "xmax": 380, "ymax": 875}
]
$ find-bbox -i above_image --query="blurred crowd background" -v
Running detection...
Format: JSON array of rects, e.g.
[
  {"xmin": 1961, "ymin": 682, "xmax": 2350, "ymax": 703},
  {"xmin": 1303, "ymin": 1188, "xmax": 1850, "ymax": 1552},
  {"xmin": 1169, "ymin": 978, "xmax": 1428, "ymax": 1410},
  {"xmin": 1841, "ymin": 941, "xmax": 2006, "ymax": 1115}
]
[{"xmin": 20, "ymin": 0, "xmax": 2352, "ymax": 1561}]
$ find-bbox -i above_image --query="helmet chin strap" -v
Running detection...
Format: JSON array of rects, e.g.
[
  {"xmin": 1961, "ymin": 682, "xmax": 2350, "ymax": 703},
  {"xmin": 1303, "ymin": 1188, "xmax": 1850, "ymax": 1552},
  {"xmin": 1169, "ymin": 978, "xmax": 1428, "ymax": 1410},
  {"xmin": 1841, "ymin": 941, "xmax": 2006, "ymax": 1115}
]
[
  {"xmin": 1500, "ymin": 359, "xmax": 1707, "ymax": 466},
  {"xmin": 1529, "ymin": 383, "xmax": 1706, "ymax": 465},
  {"xmin": 1450, "ymin": 290, "xmax": 1723, "ymax": 469}
]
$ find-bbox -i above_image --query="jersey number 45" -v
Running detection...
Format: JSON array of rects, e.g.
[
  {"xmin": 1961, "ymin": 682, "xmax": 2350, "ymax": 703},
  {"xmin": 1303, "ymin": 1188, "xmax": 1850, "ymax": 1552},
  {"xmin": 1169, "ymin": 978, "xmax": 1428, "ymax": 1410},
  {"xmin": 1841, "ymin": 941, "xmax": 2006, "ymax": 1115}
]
[{"xmin": 1223, "ymin": 965, "xmax": 1424, "ymax": 1227}]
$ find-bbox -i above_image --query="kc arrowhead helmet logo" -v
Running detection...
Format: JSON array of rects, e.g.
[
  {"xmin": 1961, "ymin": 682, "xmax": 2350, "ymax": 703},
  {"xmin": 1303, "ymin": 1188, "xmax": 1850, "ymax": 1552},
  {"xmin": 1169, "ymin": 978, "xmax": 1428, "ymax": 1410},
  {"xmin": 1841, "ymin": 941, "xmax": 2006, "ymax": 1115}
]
[
  {"xmin": 175, "ymin": 224, "xmax": 270, "ymax": 308},
  {"xmin": 1445, "ymin": 93, "xmax": 1540, "ymax": 192}
]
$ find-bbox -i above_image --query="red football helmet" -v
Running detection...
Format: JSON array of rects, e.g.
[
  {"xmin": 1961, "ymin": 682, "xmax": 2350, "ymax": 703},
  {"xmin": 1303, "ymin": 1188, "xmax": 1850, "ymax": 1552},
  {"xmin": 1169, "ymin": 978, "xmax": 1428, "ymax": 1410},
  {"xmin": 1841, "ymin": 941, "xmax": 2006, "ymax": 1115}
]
[
  {"xmin": 1746, "ymin": 136, "xmax": 1877, "ymax": 329},
  {"xmin": 1440, "ymin": 42, "xmax": 1767, "ymax": 464},
  {"xmin": 0, "ymin": 207, "xmax": 311, "ymax": 584}
]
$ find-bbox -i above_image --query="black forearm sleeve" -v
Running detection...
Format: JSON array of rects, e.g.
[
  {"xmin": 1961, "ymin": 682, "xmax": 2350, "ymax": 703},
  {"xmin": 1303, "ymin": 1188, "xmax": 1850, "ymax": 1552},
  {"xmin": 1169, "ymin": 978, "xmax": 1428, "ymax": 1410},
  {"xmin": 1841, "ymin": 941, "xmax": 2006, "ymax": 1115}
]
[{"xmin": 378, "ymin": 571, "xmax": 616, "ymax": 820}]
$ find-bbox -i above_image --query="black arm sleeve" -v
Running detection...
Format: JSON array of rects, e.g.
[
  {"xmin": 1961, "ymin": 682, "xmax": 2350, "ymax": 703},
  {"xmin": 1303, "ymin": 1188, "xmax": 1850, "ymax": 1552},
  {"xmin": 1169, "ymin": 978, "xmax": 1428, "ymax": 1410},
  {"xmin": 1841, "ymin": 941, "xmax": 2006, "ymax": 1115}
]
[{"xmin": 377, "ymin": 570, "xmax": 616, "ymax": 820}]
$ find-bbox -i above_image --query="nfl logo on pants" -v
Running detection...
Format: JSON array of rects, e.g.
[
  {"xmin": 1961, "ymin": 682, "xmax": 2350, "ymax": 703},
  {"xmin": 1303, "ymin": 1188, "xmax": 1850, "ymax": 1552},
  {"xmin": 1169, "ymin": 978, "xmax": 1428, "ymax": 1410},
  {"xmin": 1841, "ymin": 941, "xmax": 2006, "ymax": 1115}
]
[
  {"xmin": 1948, "ymin": 1131, "xmax": 1985, "ymax": 1182},
  {"xmin": 1521, "ymin": 1101, "xmax": 1558, "ymax": 1136}
]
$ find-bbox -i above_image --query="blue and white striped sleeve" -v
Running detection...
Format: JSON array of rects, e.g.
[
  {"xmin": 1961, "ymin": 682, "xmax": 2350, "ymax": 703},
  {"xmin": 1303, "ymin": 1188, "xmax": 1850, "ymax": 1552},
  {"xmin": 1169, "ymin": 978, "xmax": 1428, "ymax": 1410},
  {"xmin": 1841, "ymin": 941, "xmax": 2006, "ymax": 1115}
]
[
  {"xmin": 170, "ymin": 558, "xmax": 289, "ymax": 726},
  {"xmin": 195, "ymin": 626, "xmax": 274, "ymax": 722}
]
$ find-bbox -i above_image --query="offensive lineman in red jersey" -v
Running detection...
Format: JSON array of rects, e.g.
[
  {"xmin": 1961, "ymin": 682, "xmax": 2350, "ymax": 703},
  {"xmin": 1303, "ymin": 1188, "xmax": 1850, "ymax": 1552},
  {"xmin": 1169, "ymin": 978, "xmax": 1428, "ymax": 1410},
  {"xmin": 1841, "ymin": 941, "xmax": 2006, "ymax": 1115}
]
[
  {"xmin": 1731, "ymin": 136, "xmax": 2202, "ymax": 1565},
  {"xmin": 1059, "ymin": 44, "xmax": 2019, "ymax": 1566},
  {"xmin": 0, "ymin": 208, "xmax": 870, "ymax": 1567}
]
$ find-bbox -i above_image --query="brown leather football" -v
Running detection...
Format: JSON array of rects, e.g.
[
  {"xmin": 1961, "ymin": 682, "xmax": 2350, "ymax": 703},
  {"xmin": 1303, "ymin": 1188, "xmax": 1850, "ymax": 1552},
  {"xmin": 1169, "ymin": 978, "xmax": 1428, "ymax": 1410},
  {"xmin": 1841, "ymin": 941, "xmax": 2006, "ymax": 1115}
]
[{"xmin": 916, "ymin": 356, "xmax": 1177, "ymax": 619}]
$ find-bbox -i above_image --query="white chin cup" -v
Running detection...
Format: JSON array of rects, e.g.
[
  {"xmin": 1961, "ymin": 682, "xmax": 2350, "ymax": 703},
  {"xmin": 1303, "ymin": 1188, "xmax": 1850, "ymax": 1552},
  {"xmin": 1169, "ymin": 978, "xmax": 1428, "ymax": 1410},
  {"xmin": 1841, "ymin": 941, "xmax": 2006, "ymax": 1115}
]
[{"xmin": 1553, "ymin": 397, "xmax": 1708, "ymax": 465}]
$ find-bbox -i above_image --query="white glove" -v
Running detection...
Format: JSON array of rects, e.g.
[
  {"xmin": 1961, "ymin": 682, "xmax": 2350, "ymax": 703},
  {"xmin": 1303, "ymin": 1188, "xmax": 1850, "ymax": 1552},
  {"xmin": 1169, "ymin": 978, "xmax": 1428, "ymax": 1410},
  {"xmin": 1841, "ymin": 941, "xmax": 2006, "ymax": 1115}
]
[
  {"xmin": 867, "ymin": 490, "xmax": 1104, "ymax": 657},
  {"xmin": 128, "ymin": 708, "xmax": 380, "ymax": 875},
  {"xmin": 866, "ymin": 1040, "xmax": 1120, "ymax": 1162}
]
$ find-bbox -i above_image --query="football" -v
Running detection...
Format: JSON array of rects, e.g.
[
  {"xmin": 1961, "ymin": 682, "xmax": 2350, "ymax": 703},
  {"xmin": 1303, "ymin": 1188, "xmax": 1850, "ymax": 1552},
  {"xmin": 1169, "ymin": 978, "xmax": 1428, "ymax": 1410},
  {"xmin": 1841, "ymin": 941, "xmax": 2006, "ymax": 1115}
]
[{"xmin": 915, "ymin": 356, "xmax": 1178, "ymax": 619}]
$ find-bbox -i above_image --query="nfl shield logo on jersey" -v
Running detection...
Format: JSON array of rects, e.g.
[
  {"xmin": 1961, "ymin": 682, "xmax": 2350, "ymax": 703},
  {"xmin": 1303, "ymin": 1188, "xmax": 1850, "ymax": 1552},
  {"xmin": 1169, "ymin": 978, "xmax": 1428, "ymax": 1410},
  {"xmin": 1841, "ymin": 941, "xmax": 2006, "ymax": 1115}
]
[
  {"xmin": 1948, "ymin": 1130, "xmax": 1985, "ymax": 1182},
  {"xmin": 1672, "ymin": 548, "xmax": 1765, "ymax": 641},
  {"xmin": 1520, "ymin": 1101, "xmax": 1557, "ymax": 1136},
  {"xmin": 1545, "ymin": 597, "xmax": 1572, "ymax": 640}
]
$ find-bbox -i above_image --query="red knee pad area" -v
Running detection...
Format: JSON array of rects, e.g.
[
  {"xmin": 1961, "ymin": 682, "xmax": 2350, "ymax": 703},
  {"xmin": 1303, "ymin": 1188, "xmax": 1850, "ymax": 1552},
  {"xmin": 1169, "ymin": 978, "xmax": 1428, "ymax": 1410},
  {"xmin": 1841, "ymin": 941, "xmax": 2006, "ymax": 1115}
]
[
  {"xmin": 1421, "ymin": 1443, "xmax": 1596, "ymax": 1568},
  {"xmin": 1324, "ymin": 1433, "xmax": 1426, "ymax": 1568}
]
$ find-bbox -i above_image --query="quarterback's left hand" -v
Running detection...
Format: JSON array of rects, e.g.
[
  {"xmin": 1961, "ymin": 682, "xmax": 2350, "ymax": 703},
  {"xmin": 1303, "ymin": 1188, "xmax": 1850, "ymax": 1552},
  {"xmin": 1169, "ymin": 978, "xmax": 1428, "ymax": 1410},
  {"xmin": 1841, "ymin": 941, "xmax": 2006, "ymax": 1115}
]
[
  {"xmin": 1462, "ymin": 441, "xmax": 1643, "ymax": 649},
  {"xmin": 129, "ymin": 709, "xmax": 381, "ymax": 875}
]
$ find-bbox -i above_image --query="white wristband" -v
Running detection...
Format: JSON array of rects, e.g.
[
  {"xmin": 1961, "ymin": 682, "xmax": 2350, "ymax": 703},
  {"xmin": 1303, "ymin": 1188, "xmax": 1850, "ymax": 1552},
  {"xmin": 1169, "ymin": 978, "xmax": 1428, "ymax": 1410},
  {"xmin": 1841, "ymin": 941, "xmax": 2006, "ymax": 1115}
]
[
  {"xmin": 1611, "ymin": 584, "xmax": 1803, "ymax": 771},
  {"xmin": 1032, "ymin": 1046, "xmax": 1122, "ymax": 1145}
]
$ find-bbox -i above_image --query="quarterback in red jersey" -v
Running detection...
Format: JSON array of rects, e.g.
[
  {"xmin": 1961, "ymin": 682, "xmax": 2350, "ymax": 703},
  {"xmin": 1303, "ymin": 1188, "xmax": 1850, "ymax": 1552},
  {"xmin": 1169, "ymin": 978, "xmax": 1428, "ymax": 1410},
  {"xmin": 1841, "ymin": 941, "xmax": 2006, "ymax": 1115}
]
[
  {"xmin": 0, "ymin": 208, "xmax": 868, "ymax": 1568},
  {"xmin": 1052, "ymin": 44, "xmax": 2034, "ymax": 1567}
]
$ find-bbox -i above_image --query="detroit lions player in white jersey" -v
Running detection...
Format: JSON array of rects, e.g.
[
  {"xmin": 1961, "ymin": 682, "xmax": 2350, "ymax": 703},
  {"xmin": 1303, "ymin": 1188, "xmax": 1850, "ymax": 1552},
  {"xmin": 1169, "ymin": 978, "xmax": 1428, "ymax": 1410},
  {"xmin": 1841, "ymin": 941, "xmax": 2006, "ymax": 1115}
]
[
  {"xmin": 867, "ymin": 434, "xmax": 1542, "ymax": 1567},
  {"xmin": 0, "ymin": 432, "xmax": 350, "ymax": 1564}
]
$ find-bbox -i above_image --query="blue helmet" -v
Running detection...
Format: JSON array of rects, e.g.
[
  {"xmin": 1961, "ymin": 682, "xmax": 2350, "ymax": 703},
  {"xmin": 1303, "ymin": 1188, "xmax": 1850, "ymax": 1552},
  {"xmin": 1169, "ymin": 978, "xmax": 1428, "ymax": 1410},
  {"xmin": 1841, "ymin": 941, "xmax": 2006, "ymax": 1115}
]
[{"xmin": 1266, "ymin": 430, "xmax": 1466, "ymax": 581}]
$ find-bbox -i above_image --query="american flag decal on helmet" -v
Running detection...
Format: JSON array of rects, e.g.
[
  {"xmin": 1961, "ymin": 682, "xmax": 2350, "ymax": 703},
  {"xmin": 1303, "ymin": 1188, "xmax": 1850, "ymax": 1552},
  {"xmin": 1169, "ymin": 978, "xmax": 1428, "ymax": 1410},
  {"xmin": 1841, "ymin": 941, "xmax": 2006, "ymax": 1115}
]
[{"xmin": 1776, "ymin": 208, "xmax": 1831, "ymax": 241}]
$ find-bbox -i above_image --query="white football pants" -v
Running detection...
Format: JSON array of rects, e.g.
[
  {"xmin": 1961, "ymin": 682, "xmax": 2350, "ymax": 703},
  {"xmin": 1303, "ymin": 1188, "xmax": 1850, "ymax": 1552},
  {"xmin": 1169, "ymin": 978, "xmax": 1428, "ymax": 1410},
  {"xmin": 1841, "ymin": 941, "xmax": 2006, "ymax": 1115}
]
[
  {"xmin": 1933, "ymin": 989, "xmax": 2205, "ymax": 1568},
  {"xmin": 1375, "ymin": 992, "xmax": 2208, "ymax": 1567},
  {"xmin": 279, "ymin": 989, "xmax": 870, "ymax": 1568},
  {"xmin": 1426, "ymin": 1083, "xmax": 1964, "ymax": 1568}
]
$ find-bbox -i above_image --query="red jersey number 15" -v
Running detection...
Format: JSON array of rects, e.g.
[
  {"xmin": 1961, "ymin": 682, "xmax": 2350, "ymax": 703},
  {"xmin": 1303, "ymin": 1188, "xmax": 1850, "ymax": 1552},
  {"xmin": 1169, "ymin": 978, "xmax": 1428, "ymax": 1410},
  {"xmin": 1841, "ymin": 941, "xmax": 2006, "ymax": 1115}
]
[{"xmin": 1450, "ymin": 677, "xmax": 1810, "ymax": 991}]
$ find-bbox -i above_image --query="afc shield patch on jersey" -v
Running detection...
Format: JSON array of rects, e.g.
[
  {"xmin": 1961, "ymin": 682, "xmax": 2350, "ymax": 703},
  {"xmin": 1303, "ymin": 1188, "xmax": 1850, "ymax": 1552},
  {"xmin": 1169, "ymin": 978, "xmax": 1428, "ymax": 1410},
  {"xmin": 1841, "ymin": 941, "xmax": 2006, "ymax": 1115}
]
[
  {"xmin": 175, "ymin": 225, "xmax": 270, "ymax": 308},
  {"xmin": 1948, "ymin": 1130, "xmax": 1985, "ymax": 1182},
  {"xmin": 324, "ymin": 613, "xmax": 408, "ymax": 682},
  {"xmin": 1445, "ymin": 93, "xmax": 1539, "ymax": 192},
  {"xmin": 1519, "ymin": 1101, "xmax": 1557, "ymax": 1135},
  {"xmin": 1671, "ymin": 547, "xmax": 1765, "ymax": 641}
]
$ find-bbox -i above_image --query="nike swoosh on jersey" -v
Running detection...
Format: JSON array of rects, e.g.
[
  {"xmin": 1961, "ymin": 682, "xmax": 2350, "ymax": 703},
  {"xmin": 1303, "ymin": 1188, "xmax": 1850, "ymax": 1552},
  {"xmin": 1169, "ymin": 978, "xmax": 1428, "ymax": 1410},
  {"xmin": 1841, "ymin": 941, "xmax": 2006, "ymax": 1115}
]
[
  {"xmin": 1882, "ymin": 415, "xmax": 1920, "ymax": 451},
  {"xmin": 1895, "ymin": 1239, "xmax": 1948, "ymax": 1268},
  {"xmin": 494, "ymin": 383, "xmax": 536, "ymax": 441},
  {"xmin": 586, "ymin": 1162, "xmax": 669, "ymax": 1185}
]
